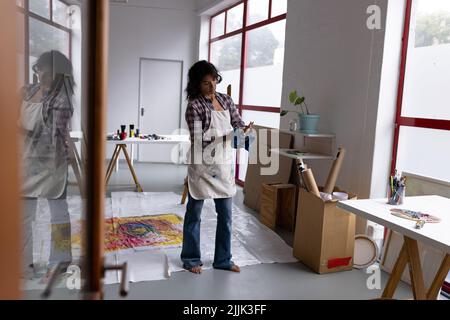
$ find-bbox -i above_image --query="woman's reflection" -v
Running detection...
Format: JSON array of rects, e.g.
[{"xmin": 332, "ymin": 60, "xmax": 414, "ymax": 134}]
[{"xmin": 21, "ymin": 50, "xmax": 75, "ymax": 279}]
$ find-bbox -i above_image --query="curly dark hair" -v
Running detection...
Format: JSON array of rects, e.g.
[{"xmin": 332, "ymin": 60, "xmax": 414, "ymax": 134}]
[
  {"xmin": 186, "ymin": 60, "xmax": 222, "ymax": 101},
  {"xmin": 32, "ymin": 50, "xmax": 75, "ymax": 96}
]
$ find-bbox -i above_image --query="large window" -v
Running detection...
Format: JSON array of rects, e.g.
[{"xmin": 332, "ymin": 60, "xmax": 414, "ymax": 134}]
[
  {"xmin": 17, "ymin": 0, "xmax": 72, "ymax": 85},
  {"xmin": 209, "ymin": 0, "xmax": 287, "ymax": 184},
  {"xmin": 392, "ymin": 0, "xmax": 450, "ymax": 295}
]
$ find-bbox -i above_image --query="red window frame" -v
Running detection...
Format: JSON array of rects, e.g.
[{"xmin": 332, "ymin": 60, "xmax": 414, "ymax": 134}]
[
  {"xmin": 391, "ymin": 0, "xmax": 450, "ymax": 295},
  {"xmin": 208, "ymin": 0, "xmax": 287, "ymax": 186},
  {"xmin": 17, "ymin": 0, "xmax": 73, "ymax": 84}
]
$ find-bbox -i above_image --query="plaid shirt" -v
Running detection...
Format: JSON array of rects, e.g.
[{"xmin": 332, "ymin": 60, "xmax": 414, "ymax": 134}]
[
  {"xmin": 23, "ymin": 83, "xmax": 74, "ymax": 160},
  {"xmin": 186, "ymin": 92, "xmax": 245, "ymax": 149}
]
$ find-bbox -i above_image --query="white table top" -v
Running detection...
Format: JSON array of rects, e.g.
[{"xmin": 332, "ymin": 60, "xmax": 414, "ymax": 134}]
[
  {"xmin": 107, "ymin": 134, "xmax": 190, "ymax": 145},
  {"xmin": 70, "ymin": 131, "xmax": 83, "ymax": 140},
  {"xmin": 70, "ymin": 132, "xmax": 190, "ymax": 144},
  {"xmin": 337, "ymin": 196, "xmax": 450, "ymax": 254}
]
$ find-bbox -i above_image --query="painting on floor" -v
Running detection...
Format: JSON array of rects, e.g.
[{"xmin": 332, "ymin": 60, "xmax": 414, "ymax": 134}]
[
  {"xmin": 104, "ymin": 214, "xmax": 184, "ymax": 252},
  {"xmin": 43, "ymin": 214, "xmax": 184, "ymax": 259}
]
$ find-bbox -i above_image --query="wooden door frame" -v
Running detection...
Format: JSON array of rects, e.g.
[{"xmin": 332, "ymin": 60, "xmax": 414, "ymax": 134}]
[
  {"xmin": 83, "ymin": 0, "xmax": 109, "ymax": 299},
  {"xmin": 0, "ymin": 0, "xmax": 110, "ymax": 300},
  {"xmin": 0, "ymin": 0, "xmax": 22, "ymax": 300}
]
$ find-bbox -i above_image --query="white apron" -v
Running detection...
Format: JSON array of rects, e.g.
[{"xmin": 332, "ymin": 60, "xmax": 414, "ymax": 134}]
[
  {"xmin": 188, "ymin": 110, "xmax": 236, "ymax": 200},
  {"xmin": 20, "ymin": 100, "xmax": 68, "ymax": 199}
]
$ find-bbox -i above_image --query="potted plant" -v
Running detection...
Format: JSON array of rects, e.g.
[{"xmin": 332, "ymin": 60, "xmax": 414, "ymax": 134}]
[{"xmin": 281, "ymin": 90, "xmax": 320, "ymax": 134}]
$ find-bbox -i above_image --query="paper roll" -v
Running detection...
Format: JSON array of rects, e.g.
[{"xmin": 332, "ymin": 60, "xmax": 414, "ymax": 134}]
[
  {"xmin": 302, "ymin": 169, "xmax": 321, "ymax": 198},
  {"xmin": 295, "ymin": 159, "xmax": 309, "ymax": 190},
  {"xmin": 324, "ymin": 148, "xmax": 346, "ymax": 194},
  {"xmin": 295, "ymin": 159, "xmax": 306, "ymax": 172}
]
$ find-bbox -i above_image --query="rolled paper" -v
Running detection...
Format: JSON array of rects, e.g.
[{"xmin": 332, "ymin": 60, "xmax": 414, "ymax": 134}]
[
  {"xmin": 302, "ymin": 168, "xmax": 321, "ymax": 198},
  {"xmin": 295, "ymin": 159, "xmax": 307, "ymax": 189},
  {"xmin": 324, "ymin": 147, "xmax": 346, "ymax": 194}
]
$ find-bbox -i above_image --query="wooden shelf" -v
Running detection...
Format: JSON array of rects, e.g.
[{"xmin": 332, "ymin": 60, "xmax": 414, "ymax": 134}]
[
  {"xmin": 279, "ymin": 129, "xmax": 335, "ymax": 138},
  {"xmin": 272, "ymin": 148, "xmax": 334, "ymax": 160}
]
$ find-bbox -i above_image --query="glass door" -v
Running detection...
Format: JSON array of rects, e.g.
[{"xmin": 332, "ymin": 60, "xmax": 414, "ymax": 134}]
[{"xmin": 15, "ymin": 0, "xmax": 110, "ymax": 300}]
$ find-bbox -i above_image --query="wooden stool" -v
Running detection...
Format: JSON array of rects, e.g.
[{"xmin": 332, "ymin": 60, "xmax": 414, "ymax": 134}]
[{"xmin": 181, "ymin": 176, "xmax": 189, "ymax": 204}]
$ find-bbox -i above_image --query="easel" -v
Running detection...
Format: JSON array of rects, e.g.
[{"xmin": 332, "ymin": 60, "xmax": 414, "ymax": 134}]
[
  {"xmin": 181, "ymin": 177, "xmax": 189, "ymax": 204},
  {"xmin": 105, "ymin": 144, "xmax": 143, "ymax": 192},
  {"xmin": 382, "ymin": 236, "xmax": 450, "ymax": 300},
  {"xmin": 68, "ymin": 133, "xmax": 84, "ymax": 196}
]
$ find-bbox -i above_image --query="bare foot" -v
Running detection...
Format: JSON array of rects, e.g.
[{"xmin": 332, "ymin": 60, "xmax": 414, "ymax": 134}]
[
  {"xmin": 188, "ymin": 266, "xmax": 202, "ymax": 274},
  {"xmin": 213, "ymin": 264, "xmax": 241, "ymax": 272},
  {"xmin": 230, "ymin": 265, "xmax": 240, "ymax": 273}
]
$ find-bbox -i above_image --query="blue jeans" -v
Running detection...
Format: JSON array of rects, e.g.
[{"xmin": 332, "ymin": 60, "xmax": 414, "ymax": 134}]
[
  {"xmin": 23, "ymin": 187, "xmax": 72, "ymax": 274},
  {"xmin": 181, "ymin": 194, "xmax": 234, "ymax": 270}
]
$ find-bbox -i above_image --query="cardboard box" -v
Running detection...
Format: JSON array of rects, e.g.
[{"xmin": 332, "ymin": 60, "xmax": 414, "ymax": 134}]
[
  {"xmin": 276, "ymin": 184, "xmax": 297, "ymax": 231},
  {"xmin": 260, "ymin": 183, "xmax": 297, "ymax": 230},
  {"xmin": 293, "ymin": 187, "xmax": 356, "ymax": 274},
  {"xmin": 260, "ymin": 183, "xmax": 279, "ymax": 229},
  {"xmin": 244, "ymin": 126, "xmax": 293, "ymax": 212}
]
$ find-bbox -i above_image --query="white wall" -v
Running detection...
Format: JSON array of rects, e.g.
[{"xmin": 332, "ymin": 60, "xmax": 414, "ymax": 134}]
[
  {"xmin": 108, "ymin": 0, "xmax": 199, "ymax": 158},
  {"xmin": 280, "ymin": 0, "xmax": 391, "ymax": 203}
]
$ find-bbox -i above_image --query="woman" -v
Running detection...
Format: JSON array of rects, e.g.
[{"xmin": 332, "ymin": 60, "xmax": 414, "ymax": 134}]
[
  {"xmin": 181, "ymin": 60, "xmax": 253, "ymax": 274},
  {"xmin": 21, "ymin": 50, "xmax": 75, "ymax": 276}
]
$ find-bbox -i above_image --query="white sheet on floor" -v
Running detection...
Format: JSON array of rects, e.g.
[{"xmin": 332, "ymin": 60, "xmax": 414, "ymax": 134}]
[
  {"xmin": 106, "ymin": 192, "xmax": 296, "ymax": 283},
  {"xmin": 31, "ymin": 192, "xmax": 296, "ymax": 286},
  {"xmin": 104, "ymin": 250, "xmax": 170, "ymax": 285}
]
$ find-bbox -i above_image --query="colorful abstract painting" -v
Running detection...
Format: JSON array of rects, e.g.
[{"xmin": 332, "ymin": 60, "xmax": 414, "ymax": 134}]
[{"xmin": 104, "ymin": 214, "xmax": 184, "ymax": 252}]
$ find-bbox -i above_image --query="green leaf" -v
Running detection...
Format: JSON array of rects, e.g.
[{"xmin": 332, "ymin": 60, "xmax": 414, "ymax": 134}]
[
  {"xmin": 289, "ymin": 91, "xmax": 298, "ymax": 104},
  {"xmin": 295, "ymin": 97, "xmax": 305, "ymax": 105},
  {"xmin": 280, "ymin": 110, "xmax": 289, "ymax": 116}
]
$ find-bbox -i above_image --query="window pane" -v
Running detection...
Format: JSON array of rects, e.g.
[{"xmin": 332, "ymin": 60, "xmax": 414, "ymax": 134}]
[
  {"xmin": 242, "ymin": 109, "xmax": 280, "ymax": 129},
  {"xmin": 238, "ymin": 148, "xmax": 248, "ymax": 181},
  {"xmin": 17, "ymin": 12, "xmax": 26, "ymax": 88},
  {"xmin": 211, "ymin": 12, "xmax": 225, "ymax": 38},
  {"xmin": 271, "ymin": 0, "xmax": 288, "ymax": 17},
  {"xmin": 53, "ymin": 0, "xmax": 70, "ymax": 27},
  {"xmin": 29, "ymin": 0, "xmax": 50, "ymax": 19},
  {"xmin": 402, "ymin": 0, "xmax": 450, "ymax": 120},
  {"xmin": 237, "ymin": 109, "xmax": 281, "ymax": 182},
  {"xmin": 243, "ymin": 20, "xmax": 286, "ymax": 107},
  {"xmin": 226, "ymin": 3, "xmax": 244, "ymax": 33},
  {"xmin": 29, "ymin": 17, "xmax": 70, "ymax": 84},
  {"xmin": 247, "ymin": 0, "xmax": 269, "ymax": 25},
  {"xmin": 210, "ymin": 34, "xmax": 242, "ymax": 102},
  {"xmin": 396, "ymin": 126, "xmax": 450, "ymax": 182}
]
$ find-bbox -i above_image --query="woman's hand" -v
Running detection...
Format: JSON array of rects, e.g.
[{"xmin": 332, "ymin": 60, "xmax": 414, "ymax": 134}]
[{"xmin": 244, "ymin": 121, "xmax": 254, "ymax": 134}]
